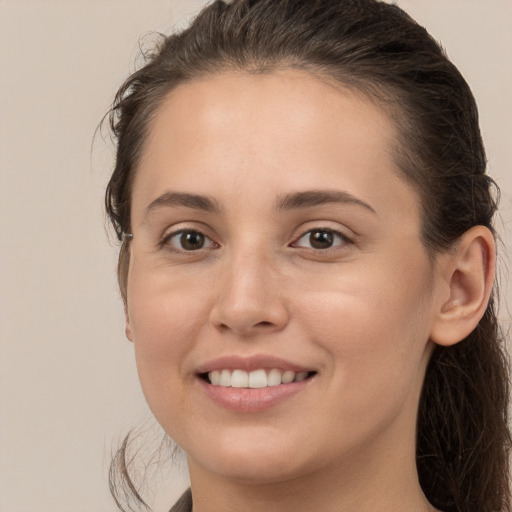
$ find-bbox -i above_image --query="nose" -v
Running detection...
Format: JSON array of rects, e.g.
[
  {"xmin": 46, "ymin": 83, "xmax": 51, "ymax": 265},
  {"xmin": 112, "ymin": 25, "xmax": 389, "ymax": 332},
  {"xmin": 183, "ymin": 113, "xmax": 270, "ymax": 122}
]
[{"xmin": 209, "ymin": 250, "xmax": 290, "ymax": 336}]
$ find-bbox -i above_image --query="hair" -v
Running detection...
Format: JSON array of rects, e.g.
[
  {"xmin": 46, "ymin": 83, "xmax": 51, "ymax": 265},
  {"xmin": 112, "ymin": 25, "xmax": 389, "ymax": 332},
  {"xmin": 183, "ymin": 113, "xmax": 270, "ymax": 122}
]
[{"xmin": 105, "ymin": 1, "xmax": 511, "ymax": 511}]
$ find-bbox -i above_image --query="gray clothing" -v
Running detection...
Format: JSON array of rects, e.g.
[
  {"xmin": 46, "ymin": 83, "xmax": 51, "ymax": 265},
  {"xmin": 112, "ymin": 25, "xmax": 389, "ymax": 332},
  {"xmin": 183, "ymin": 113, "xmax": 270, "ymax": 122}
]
[{"xmin": 169, "ymin": 488, "xmax": 193, "ymax": 512}]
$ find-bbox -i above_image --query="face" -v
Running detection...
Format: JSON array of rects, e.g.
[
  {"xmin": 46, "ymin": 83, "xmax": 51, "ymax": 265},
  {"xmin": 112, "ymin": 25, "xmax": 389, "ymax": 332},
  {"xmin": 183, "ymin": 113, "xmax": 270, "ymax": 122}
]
[{"xmin": 126, "ymin": 70, "xmax": 443, "ymax": 486}]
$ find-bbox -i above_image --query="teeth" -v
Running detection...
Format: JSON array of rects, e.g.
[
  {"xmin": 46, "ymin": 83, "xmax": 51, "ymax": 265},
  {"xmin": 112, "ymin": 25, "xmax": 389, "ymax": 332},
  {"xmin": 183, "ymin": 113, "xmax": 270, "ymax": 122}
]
[
  {"xmin": 267, "ymin": 368, "xmax": 282, "ymax": 387},
  {"xmin": 210, "ymin": 370, "xmax": 221, "ymax": 386},
  {"xmin": 295, "ymin": 371, "xmax": 308, "ymax": 382},
  {"xmin": 207, "ymin": 369, "xmax": 311, "ymax": 388},
  {"xmin": 231, "ymin": 369, "xmax": 249, "ymax": 388},
  {"xmin": 281, "ymin": 370, "xmax": 295, "ymax": 384},
  {"xmin": 220, "ymin": 369, "xmax": 231, "ymax": 386},
  {"xmin": 248, "ymin": 369, "xmax": 267, "ymax": 388}
]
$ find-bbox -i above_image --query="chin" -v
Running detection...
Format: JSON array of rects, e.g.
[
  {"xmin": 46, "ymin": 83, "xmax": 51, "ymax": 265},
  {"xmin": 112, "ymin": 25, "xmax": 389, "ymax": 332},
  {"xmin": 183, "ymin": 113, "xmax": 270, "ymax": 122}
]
[
  {"xmin": 185, "ymin": 427, "xmax": 313, "ymax": 484},
  {"xmin": 199, "ymin": 453, "xmax": 307, "ymax": 485}
]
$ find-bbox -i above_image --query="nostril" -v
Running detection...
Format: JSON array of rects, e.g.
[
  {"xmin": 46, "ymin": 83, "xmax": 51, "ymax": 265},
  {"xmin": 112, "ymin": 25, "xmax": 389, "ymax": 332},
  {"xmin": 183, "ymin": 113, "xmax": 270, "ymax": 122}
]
[{"xmin": 209, "ymin": 291, "xmax": 290, "ymax": 334}]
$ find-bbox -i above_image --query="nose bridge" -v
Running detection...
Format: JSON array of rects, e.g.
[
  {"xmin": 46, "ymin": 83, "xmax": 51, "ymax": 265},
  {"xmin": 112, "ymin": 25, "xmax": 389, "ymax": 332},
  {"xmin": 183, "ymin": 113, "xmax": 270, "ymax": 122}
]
[{"xmin": 209, "ymin": 240, "xmax": 289, "ymax": 334}]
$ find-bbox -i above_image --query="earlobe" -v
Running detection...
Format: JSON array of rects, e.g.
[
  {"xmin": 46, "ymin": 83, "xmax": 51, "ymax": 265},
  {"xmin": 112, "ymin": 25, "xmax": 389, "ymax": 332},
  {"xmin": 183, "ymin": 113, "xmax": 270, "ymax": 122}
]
[{"xmin": 430, "ymin": 226, "xmax": 496, "ymax": 347}]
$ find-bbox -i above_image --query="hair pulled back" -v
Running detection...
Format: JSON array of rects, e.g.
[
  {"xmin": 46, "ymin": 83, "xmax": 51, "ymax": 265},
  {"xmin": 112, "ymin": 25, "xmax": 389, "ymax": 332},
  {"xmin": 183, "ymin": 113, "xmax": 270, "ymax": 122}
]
[{"xmin": 105, "ymin": 1, "xmax": 511, "ymax": 511}]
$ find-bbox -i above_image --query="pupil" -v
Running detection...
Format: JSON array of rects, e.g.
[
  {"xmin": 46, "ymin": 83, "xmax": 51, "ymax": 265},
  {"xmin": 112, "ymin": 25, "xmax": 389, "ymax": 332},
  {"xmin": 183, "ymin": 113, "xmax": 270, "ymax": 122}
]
[
  {"xmin": 181, "ymin": 231, "xmax": 204, "ymax": 250},
  {"xmin": 310, "ymin": 230, "xmax": 333, "ymax": 249}
]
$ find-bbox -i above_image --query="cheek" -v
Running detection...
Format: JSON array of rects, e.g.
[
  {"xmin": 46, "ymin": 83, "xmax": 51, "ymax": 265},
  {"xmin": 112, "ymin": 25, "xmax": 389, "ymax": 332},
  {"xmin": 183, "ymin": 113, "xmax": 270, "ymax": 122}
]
[
  {"xmin": 126, "ymin": 267, "xmax": 211, "ymax": 405},
  {"xmin": 302, "ymin": 282, "xmax": 432, "ymax": 443},
  {"xmin": 128, "ymin": 257, "xmax": 209, "ymax": 341},
  {"xmin": 297, "ymin": 250, "xmax": 435, "ymax": 388}
]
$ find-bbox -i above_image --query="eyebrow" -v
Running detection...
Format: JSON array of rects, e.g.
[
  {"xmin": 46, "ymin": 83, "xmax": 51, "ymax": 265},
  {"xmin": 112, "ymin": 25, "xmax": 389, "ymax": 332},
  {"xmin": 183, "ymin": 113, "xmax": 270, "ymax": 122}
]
[
  {"xmin": 276, "ymin": 190, "xmax": 377, "ymax": 214},
  {"xmin": 143, "ymin": 189, "xmax": 376, "ymax": 219},
  {"xmin": 144, "ymin": 191, "xmax": 222, "ymax": 217}
]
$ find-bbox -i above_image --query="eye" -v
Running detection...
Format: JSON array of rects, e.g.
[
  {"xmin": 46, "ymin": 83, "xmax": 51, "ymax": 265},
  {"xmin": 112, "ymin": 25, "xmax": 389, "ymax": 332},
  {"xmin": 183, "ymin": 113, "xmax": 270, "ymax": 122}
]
[
  {"xmin": 291, "ymin": 228, "xmax": 351, "ymax": 250},
  {"xmin": 162, "ymin": 229, "xmax": 217, "ymax": 251}
]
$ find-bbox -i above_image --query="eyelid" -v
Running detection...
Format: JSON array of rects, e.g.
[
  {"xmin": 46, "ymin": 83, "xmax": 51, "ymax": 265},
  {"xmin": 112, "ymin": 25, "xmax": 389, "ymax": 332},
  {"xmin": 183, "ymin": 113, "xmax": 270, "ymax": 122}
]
[
  {"xmin": 156, "ymin": 222, "xmax": 355, "ymax": 253},
  {"xmin": 159, "ymin": 226, "xmax": 219, "ymax": 252},
  {"xmin": 290, "ymin": 226, "xmax": 355, "ymax": 250}
]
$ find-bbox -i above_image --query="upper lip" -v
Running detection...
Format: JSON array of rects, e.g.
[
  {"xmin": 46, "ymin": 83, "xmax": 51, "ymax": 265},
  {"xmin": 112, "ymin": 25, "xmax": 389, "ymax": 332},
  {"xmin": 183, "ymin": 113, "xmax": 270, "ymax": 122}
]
[{"xmin": 195, "ymin": 354, "xmax": 314, "ymax": 374}]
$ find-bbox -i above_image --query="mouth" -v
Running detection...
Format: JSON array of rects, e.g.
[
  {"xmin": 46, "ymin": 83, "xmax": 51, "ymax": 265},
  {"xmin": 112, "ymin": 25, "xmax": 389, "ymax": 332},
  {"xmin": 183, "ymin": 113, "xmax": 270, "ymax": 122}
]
[
  {"xmin": 195, "ymin": 355, "xmax": 317, "ymax": 411},
  {"xmin": 199, "ymin": 369, "xmax": 317, "ymax": 388}
]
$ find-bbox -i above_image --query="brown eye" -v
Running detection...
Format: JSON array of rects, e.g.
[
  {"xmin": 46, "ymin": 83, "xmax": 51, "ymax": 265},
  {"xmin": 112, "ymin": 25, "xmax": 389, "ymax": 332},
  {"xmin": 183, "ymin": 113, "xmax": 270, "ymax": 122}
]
[
  {"xmin": 163, "ymin": 230, "xmax": 216, "ymax": 251},
  {"xmin": 309, "ymin": 230, "xmax": 334, "ymax": 249},
  {"xmin": 292, "ymin": 228, "xmax": 351, "ymax": 250},
  {"xmin": 181, "ymin": 231, "xmax": 205, "ymax": 250}
]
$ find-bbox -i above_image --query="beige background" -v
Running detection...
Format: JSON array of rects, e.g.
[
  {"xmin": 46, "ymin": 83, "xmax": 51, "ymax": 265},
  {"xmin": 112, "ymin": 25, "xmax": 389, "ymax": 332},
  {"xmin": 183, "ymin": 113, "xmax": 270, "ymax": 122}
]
[{"xmin": 0, "ymin": 1, "xmax": 510, "ymax": 511}]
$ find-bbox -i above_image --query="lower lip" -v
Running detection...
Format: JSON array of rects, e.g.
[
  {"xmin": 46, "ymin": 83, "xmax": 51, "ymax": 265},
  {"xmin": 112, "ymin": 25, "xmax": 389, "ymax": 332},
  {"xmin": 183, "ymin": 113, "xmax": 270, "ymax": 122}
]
[{"xmin": 197, "ymin": 377, "xmax": 313, "ymax": 413}]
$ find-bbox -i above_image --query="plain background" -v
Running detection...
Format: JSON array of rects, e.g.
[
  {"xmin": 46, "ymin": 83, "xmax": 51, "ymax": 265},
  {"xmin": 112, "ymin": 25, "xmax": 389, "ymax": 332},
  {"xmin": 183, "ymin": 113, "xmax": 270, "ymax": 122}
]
[{"xmin": 0, "ymin": 1, "xmax": 511, "ymax": 511}]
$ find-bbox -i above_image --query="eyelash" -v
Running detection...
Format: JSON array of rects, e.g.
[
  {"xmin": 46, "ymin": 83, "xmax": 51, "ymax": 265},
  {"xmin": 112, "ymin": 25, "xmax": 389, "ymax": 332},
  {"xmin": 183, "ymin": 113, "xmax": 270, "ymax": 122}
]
[
  {"xmin": 290, "ymin": 228, "xmax": 354, "ymax": 250},
  {"xmin": 160, "ymin": 227, "xmax": 353, "ymax": 253},
  {"xmin": 160, "ymin": 229, "xmax": 218, "ymax": 252}
]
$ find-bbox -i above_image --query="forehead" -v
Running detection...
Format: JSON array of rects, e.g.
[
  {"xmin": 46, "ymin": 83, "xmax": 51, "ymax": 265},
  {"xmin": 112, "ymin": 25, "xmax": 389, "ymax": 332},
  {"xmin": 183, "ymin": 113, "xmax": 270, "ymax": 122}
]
[
  {"xmin": 140, "ymin": 69, "xmax": 394, "ymax": 163},
  {"xmin": 132, "ymin": 69, "xmax": 420, "ymax": 224}
]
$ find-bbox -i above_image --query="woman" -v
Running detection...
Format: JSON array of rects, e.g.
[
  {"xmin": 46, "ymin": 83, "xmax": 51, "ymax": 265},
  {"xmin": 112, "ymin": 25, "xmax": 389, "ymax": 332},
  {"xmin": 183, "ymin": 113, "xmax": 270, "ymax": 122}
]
[{"xmin": 105, "ymin": 0, "xmax": 511, "ymax": 511}]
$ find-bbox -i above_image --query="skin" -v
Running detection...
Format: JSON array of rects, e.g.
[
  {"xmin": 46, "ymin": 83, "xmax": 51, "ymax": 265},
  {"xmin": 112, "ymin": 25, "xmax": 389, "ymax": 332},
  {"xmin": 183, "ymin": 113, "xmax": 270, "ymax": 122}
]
[{"xmin": 124, "ymin": 70, "xmax": 494, "ymax": 512}]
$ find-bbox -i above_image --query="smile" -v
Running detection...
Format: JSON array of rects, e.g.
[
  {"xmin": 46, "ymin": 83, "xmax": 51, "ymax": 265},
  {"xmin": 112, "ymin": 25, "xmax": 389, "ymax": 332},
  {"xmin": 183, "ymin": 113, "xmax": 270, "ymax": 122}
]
[
  {"xmin": 206, "ymin": 369, "xmax": 312, "ymax": 388},
  {"xmin": 195, "ymin": 355, "xmax": 317, "ymax": 411}
]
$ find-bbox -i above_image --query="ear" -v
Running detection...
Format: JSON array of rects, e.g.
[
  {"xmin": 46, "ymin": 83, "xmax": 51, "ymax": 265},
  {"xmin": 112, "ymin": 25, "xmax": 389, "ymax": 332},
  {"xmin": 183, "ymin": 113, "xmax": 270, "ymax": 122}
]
[
  {"xmin": 430, "ymin": 226, "xmax": 496, "ymax": 347},
  {"xmin": 119, "ymin": 241, "xmax": 133, "ymax": 342},
  {"xmin": 125, "ymin": 307, "xmax": 134, "ymax": 342}
]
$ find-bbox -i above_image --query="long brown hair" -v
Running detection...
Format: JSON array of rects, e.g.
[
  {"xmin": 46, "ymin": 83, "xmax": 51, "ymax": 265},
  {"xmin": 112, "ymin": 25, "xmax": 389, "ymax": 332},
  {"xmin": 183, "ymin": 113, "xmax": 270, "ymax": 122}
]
[{"xmin": 105, "ymin": 1, "xmax": 511, "ymax": 510}]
